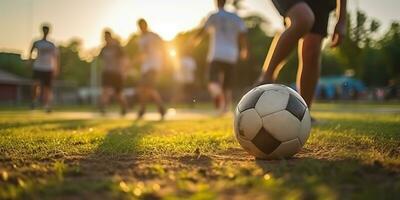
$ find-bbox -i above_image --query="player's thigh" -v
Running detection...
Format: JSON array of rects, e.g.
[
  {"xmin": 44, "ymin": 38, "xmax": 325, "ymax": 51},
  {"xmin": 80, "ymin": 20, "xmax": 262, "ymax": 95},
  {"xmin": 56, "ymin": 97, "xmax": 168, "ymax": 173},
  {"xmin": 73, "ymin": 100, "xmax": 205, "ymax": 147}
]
[
  {"xmin": 306, "ymin": 1, "xmax": 334, "ymax": 37},
  {"xmin": 102, "ymin": 86, "xmax": 114, "ymax": 96},
  {"xmin": 286, "ymin": 2, "xmax": 315, "ymax": 31},
  {"xmin": 113, "ymin": 75, "xmax": 124, "ymax": 96},
  {"xmin": 43, "ymin": 72, "xmax": 53, "ymax": 89}
]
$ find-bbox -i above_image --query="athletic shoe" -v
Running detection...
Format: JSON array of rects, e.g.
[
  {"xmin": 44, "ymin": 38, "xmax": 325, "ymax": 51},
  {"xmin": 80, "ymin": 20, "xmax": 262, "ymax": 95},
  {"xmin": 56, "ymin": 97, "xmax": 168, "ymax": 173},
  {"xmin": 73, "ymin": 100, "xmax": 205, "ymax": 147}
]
[
  {"xmin": 99, "ymin": 107, "xmax": 106, "ymax": 116},
  {"xmin": 214, "ymin": 95, "xmax": 223, "ymax": 110},
  {"xmin": 137, "ymin": 108, "xmax": 145, "ymax": 120},
  {"xmin": 44, "ymin": 106, "xmax": 52, "ymax": 113},
  {"xmin": 30, "ymin": 101, "xmax": 37, "ymax": 110},
  {"xmin": 214, "ymin": 96, "xmax": 220, "ymax": 109},
  {"xmin": 311, "ymin": 116, "xmax": 324, "ymax": 126},
  {"xmin": 159, "ymin": 106, "xmax": 166, "ymax": 121},
  {"xmin": 120, "ymin": 108, "xmax": 127, "ymax": 117},
  {"xmin": 253, "ymin": 75, "xmax": 273, "ymax": 87}
]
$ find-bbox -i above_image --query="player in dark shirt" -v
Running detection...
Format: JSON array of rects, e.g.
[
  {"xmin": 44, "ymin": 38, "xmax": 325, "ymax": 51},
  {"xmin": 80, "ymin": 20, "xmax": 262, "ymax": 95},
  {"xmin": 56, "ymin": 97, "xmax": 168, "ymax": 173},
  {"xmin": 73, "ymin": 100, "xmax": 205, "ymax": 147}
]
[{"xmin": 99, "ymin": 30, "xmax": 128, "ymax": 116}]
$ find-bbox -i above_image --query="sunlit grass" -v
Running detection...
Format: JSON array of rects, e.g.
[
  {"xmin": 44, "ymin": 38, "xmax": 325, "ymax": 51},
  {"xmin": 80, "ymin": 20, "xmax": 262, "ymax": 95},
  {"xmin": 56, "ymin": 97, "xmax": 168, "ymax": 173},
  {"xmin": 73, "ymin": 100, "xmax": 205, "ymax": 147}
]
[{"xmin": 0, "ymin": 103, "xmax": 399, "ymax": 199}]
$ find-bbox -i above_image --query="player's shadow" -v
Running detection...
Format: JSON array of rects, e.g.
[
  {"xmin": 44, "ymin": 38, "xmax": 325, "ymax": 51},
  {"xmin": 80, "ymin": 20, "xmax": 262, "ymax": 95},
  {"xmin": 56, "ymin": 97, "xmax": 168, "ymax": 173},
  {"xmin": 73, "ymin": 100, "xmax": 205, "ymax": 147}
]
[
  {"xmin": 1, "ymin": 119, "xmax": 91, "ymax": 129},
  {"xmin": 249, "ymin": 112, "xmax": 400, "ymax": 199},
  {"xmin": 68, "ymin": 122, "xmax": 157, "ymax": 180},
  {"xmin": 70, "ymin": 120, "xmax": 214, "ymax": 182},
  {"xmin": 254, "ymin": 156, "xmax": 399, "ymax": 199}
]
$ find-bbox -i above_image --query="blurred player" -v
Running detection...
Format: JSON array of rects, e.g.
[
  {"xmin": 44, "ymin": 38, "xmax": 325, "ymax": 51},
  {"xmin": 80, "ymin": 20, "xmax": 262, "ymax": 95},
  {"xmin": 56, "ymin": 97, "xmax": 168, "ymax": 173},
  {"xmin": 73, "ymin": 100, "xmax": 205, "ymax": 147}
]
[
  {"xmin": 136, "ymin": 19, "xmax": 166, "ymax": 120},
  {"xmin": 29, "ymin": 24, "xmax": 59, "ymax": 113},
  {"xmin": 175, "ymin": 47, "xmax": 197, "ymax": 107},
  {"xmin": 98, "ymin": 30, "xmax": 128, "ymax": 116},
  {"xmin": 192, "ymin": 0, "xmax": 248, "ymax": 115},
  {"xmin": 257, "ymin": 0, "xmax": 347, "ymax": 120}
]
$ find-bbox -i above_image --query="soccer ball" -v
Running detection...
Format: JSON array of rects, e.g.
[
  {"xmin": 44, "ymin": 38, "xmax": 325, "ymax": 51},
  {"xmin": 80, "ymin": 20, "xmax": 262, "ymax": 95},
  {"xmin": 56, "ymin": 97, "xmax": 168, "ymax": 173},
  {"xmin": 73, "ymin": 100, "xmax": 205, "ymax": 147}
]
[{"xmin": 234, "ymin": 84, "xmax": 311, "ymax": 159}]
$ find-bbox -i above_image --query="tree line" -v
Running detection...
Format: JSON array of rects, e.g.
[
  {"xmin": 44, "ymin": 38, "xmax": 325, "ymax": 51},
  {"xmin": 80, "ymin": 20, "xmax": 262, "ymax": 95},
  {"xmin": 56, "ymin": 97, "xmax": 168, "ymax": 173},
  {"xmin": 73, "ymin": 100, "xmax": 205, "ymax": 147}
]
[{"xmin": 0, "ymin": 10, "xmax": 399, "ymax": 90}]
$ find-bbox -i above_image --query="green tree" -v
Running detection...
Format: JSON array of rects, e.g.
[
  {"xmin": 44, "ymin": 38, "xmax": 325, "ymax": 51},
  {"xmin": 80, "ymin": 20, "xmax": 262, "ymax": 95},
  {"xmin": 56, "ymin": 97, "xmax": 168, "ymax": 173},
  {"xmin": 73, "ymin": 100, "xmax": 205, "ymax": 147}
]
[
  {"xmin": 379, "ymin": 22, "xmax": 400, "ymax": 82},
  {"xmin": 241, "ymin": 16, "xmax": 273, "ymax": 85},
  {"xmin": 58, "ymin": 39, "xmax": 91, "ymax": 86},
  {"xmin": 0, "ymin": 53, "xmax": 29, "ymax": 78},
  {"xmin": 337, "ymin": 11, "xmax": 381, "ymax": 78}
]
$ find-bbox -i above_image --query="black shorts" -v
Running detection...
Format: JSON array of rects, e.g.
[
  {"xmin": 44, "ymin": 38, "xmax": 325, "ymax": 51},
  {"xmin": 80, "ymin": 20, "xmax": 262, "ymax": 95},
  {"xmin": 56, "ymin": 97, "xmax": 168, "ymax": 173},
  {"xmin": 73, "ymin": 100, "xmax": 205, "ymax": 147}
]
[
  {"xmin": 102, "ymin": 71, "xmax": 123, "ymax": 93},
  {"xmin": 208, "ymin": 61, "xmax": 235, "ymax": 90},
  {"xmin": 272, "ymin": 0, "xmax": 336, "ymax": 37},
  {"xmin": 139, "ymin": 70, "xmax": 158, "ymax": 88},
  {"xmin": 33, "ymin": 70, "xmax": 53, "ymax": 87}
]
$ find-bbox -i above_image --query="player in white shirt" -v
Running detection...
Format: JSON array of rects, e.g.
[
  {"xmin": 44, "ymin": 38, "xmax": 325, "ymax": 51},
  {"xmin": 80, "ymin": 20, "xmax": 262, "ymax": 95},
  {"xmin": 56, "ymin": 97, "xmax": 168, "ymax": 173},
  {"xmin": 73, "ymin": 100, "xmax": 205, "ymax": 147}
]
[
  {"xmin": 136, "ymin": 19, "xmax": 166, "ymax": 120},
  {"xmin": 192, "ymin": 0, "xmax": 248, "ymax": 115},
  {"xmin": 29, "ymin": 24, "xmax": 59, "ymax": 112}
]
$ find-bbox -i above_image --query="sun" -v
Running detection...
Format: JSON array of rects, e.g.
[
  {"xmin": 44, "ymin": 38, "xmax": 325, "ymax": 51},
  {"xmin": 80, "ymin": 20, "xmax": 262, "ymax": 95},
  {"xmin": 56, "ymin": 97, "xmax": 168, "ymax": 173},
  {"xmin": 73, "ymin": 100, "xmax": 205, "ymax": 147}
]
[
  {"xmin": 167, "ymin": 46, "xmax": 180, "ymax": 70},
  {"xmin": 169, "ymin": 48, "xmax": 177, "ymax": 57}
]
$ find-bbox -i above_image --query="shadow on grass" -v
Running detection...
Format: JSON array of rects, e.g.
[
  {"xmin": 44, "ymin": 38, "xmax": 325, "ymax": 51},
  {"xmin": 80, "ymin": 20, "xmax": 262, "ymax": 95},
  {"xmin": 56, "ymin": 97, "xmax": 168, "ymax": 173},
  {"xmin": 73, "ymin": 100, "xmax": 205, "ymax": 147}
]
[
  {"xmin": 15, "ymin": 121, "xmax": 159, "ymax": 199},
  {"xmin": 254, "ymin": 157, "xmax": 400, "ymax": 199},
  {"xmin": 318, "ymin": 117, "xmax": 400, "ymax": 138},
  {"xmin": 254, "ymin": 109, "xmax": 400, "ymax": 199},
  {"xmin": 75, "ymin": 121, "xmax": 156, "ymax": 177},
  {"xmin": 3, "ymin": 109, "xmax": 399, "ymax": 199},
  {"xmin": 1, "ymin": 119, "xmax": 94, "ymax": 130}
]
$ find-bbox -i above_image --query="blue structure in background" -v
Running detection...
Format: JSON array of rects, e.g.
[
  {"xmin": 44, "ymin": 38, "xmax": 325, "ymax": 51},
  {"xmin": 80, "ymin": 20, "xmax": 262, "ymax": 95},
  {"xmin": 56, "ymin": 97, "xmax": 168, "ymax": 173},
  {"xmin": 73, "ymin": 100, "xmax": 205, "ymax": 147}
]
[
  {"xmin": 290, "ymin": 76, "xmax": 367, "ymax": 100},
  {"xmin": 316, "ymin": 76, "xmax": 366, "ymax": 100}
]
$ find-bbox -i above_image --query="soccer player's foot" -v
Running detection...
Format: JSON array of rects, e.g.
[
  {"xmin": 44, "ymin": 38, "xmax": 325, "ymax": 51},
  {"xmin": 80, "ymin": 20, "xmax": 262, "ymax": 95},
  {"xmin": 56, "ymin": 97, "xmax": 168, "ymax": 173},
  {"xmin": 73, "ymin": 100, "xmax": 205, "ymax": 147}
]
[
  {"xmin": 30, "ymin": 101, "xmax": 37, "ymax": 110},
  {"xmin": 30, "ymin": 103, "xmax": 35, "ymax": 110},
  {"xmin": 99, "ymin": 107, "xmax": 106, "ymax": 116},
  {"xmin": 254, "ymin": 76, "xmax": 273, "ymax": 87},
  {"xmin": 213, "ymin": 96, "xmax": 221, "ymax": 109},
  {"xmin": 136, "ymin": 108, "xmax": 145, "ymax": 120},
  {"xmin": 159, "ymin": 106, "xmax": 166, "ymax": 121},
  {"xmin": 311, "ymin": 116, "xmax": 321, "ymax": 126},
  {"xmin": 44, "ymin": 105, "xmax": 52, "ymax": 113},
  {"xmin": 120, "ymin": 108, "xmax": 127, "ymax": 117}
]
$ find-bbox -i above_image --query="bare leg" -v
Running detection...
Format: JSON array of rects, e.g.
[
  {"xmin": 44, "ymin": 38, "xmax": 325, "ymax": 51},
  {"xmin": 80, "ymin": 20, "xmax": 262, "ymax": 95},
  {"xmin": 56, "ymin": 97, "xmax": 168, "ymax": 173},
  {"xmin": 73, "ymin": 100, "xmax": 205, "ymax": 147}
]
[
  {"xmin": 137, "ymin": 86, "xmax": 148, "ymax": 119},
  {"xmin": 261, "ymin": 3, "xmax": 315, "ymax": 82},
  {"xmin": 31, "ymin": 81, "xmax": 40, "ymax": 109},
  {"xmin": 149, "ymin": 88, "xmax": 166, "ymax": 119},
  {"xmin": 100, "ymin": 87, "xmax": 112, "ymax": 113},
  {"xmin": 297, "ymin": 33, "xmax": 323, "ymax": 108},
  {"xmin": 208, "ymin": 82, "xmax": 222, "ymax": 98},
  {"xmin": 208, "ymin": 82, "xmax": 223, "ymax": 110},
  {"xmin": 115, "ymin": 91, "xmax": 128, "ymax": 116},
  {"xmin": 149, "ymin": 89, "xmax": 163, "ymax": 105},
  {"xmin": 42, "ymin": 86, "xmax": 53, "ymax": 112},
  {"xmin": 223, "ymin": 89, "xmax": 232, "ymax": 113}
]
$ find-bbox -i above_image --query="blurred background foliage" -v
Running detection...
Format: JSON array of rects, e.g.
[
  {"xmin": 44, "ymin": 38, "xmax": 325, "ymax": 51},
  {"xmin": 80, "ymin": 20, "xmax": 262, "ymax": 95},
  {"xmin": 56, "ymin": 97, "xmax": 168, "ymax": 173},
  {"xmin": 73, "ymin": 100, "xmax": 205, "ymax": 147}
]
[{"xmin": 0, "ymin": 8, "xmax": 399, "ymax": 90}]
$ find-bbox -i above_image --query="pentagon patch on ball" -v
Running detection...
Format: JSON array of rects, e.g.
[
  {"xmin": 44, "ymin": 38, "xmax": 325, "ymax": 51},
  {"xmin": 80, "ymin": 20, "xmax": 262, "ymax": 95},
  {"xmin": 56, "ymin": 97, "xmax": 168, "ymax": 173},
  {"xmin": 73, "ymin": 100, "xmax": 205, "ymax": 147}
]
[{"xmin": 286, "ymin": 93, "xmax": 306, "ymax": 121}]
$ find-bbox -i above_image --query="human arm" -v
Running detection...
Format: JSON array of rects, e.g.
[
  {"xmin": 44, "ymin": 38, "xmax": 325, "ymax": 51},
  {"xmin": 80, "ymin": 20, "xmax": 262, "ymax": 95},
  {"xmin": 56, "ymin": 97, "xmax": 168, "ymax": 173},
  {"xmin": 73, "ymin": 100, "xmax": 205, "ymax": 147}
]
[
  {"xmin": 239, "ymin": 32, "xmax": 248, "ymax": 60},
  {"xmin": 191, "ymin": 27, "xmax": 207, "ymax": 48},
  {"xmin": 190, "ymin": 15, "xmax": 213, "ymax": 48},
  {"xmin": 53, "ymin": 48, "xmax": 60, "ymax": 77},
  {"xmin": 331, "ymin": 0, "xmax": 347, "ymax": 48},
  {"xmin": 28, "ymin": 42, "xmax": 36, "ymax": 67}
]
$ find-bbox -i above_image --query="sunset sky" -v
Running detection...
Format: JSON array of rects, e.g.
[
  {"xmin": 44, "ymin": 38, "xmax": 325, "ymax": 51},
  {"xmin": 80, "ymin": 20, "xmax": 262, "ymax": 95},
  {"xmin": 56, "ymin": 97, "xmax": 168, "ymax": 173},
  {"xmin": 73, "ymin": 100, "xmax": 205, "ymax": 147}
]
[{"xmin": 0, "ymin": 0, "xmax": 399, "ymax": 58}]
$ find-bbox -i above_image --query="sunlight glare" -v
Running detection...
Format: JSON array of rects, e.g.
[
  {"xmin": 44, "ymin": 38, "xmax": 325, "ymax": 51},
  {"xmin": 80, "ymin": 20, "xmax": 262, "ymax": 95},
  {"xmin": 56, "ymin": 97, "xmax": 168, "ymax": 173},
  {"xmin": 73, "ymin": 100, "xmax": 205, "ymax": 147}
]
[{"xmin": 169, "ymin": 48, "xmax": 177, "ymax": 57}]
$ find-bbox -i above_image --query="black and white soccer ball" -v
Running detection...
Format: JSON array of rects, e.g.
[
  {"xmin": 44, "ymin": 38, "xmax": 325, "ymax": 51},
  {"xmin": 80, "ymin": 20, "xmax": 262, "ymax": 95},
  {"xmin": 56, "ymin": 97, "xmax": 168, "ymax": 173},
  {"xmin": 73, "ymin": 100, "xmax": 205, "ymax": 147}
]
[{"xmin": 234, "ymin": 84, "xmax": 311, "ymax": 159}]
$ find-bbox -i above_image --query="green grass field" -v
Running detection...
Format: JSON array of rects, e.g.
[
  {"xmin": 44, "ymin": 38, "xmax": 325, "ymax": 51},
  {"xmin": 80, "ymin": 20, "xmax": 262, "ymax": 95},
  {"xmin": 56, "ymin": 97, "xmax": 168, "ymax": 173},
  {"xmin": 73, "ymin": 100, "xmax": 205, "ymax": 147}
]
[{"xmin": 0, "ymin": 103, "xmax": 399, "ymax": 199}]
